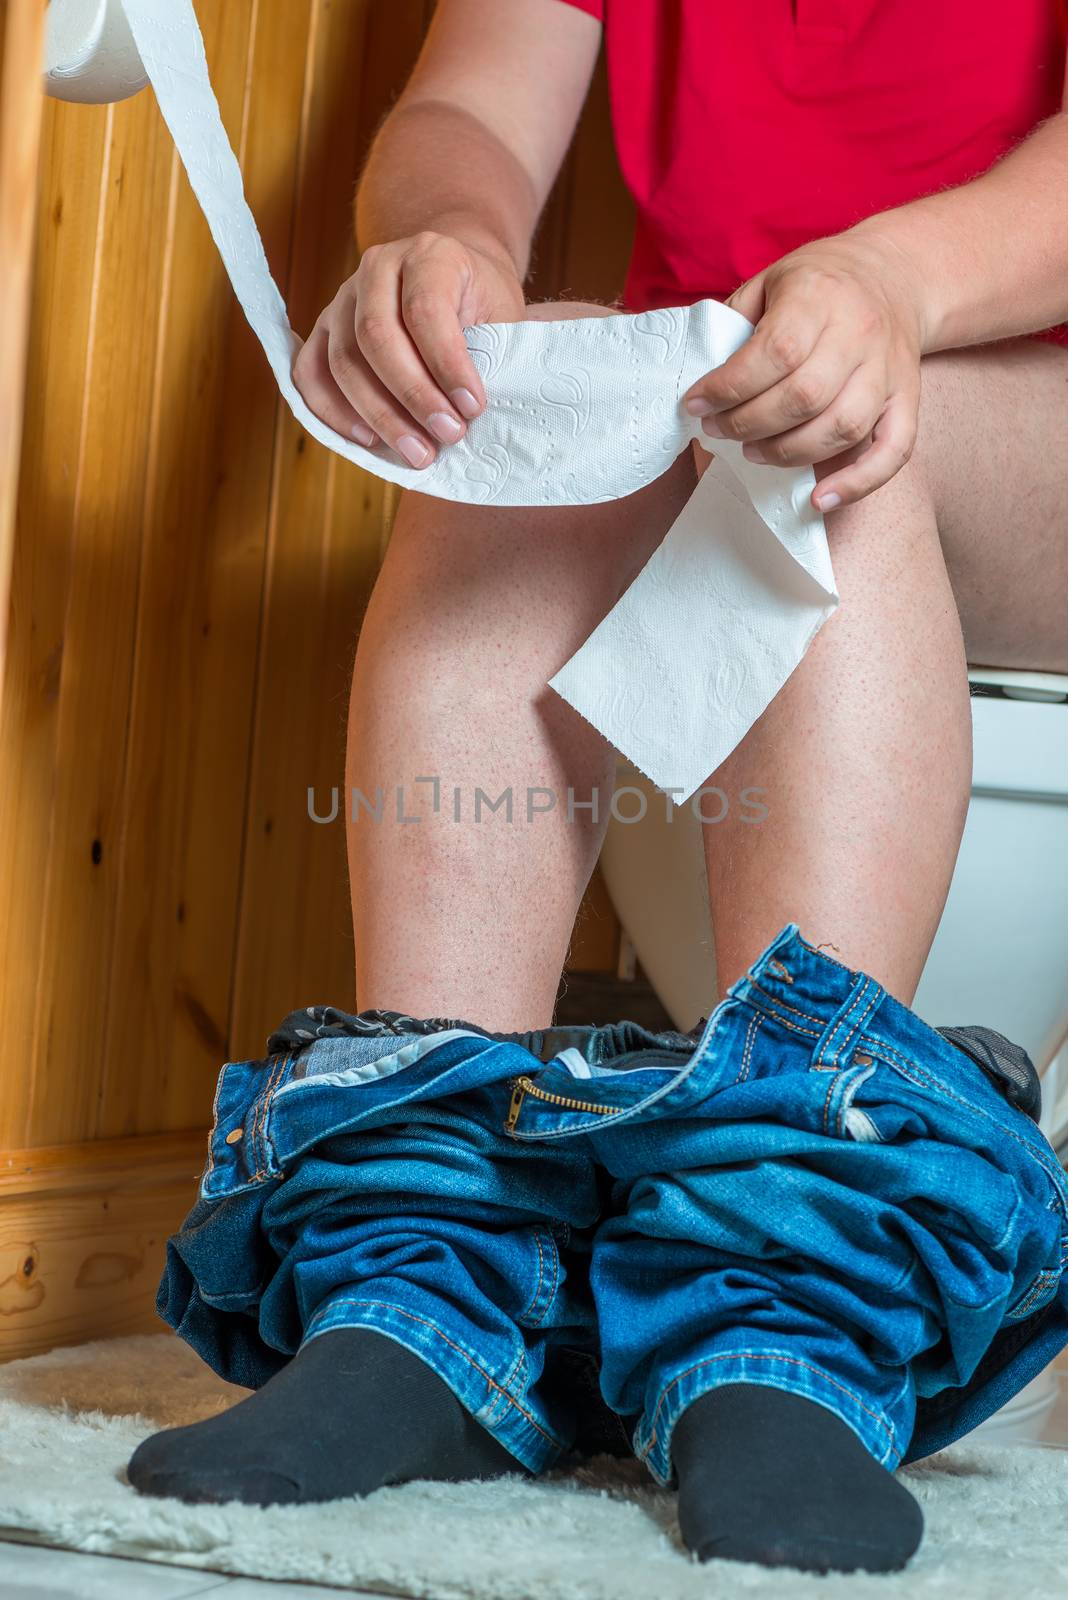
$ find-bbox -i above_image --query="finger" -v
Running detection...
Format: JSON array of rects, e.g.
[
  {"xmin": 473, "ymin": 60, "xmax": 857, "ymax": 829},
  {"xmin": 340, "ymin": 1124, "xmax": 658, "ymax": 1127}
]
[
  {"xmin": 811, "ymin": 390, "xmax": 918, "ymax": 512},
  {"xmin": 738, "ymin": 366, "xmax": 885, "ymax": 467},
  {"xmin": 725, "ymin": 272, "xmax": 767, "ymax": 326},
  {"xmin": 702, "ymin": 341, "xmax": 863, "ymax": 445},
  {"xmin": 684, "ymin": 300, "xmax": 827, "ymax": 417},
  {"xmin": 292, "ymin": 324, "xmax": 378, "ymax": 447},
  {"xmin": 354, "ymin": 246, "xmax": 469, "ymax": 446},
  {"xmin": 328, "ymin": 317, "xmax": 441, "ymax": 469},
  {"xmin": 399, "ymin": 240, "xmax": 487, "ymax": 418},
  {"xmin": 325, "ymin": 270, "xmax": 436, "ymax": 467}
]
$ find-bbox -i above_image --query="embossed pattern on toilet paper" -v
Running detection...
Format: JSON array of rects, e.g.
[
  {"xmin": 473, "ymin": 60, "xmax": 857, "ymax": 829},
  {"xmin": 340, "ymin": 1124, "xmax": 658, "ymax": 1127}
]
[{"xmin": 112, "ymin": 0, "xmax": 838, "ymax": 799}]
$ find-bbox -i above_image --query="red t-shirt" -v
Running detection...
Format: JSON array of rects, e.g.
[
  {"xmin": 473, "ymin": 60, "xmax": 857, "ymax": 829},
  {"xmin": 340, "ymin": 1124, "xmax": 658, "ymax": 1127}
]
[{"xmin": 559, "ymin": 0, "xmax": 1067, "ymax": 338}]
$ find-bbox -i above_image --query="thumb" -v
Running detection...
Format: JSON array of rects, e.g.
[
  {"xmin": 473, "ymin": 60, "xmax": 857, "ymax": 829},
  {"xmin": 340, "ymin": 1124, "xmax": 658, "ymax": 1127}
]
[{"xmin": 726, "ymin": 272, "xmax": 767, "ymax": 327}]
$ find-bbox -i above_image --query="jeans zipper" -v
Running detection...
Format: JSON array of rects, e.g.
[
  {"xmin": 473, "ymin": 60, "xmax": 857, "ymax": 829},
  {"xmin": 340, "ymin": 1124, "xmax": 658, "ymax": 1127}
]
[{"xmin": 505, "ymin": 1074, "xmax": 618, "ymax": 1132}]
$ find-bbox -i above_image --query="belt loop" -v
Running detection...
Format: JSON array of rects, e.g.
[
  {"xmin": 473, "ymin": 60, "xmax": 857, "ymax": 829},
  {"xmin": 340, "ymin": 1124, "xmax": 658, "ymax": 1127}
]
[{"xmin": 810, "ymin": 973, "xmax": 885, "ymax": 1071}]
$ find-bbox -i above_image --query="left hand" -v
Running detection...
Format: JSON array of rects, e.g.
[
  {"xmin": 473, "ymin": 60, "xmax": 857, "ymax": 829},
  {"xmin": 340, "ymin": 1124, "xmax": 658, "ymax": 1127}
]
[{"xmin": 683, "ymin": 233, "xmax": 927, "ymax": 512}]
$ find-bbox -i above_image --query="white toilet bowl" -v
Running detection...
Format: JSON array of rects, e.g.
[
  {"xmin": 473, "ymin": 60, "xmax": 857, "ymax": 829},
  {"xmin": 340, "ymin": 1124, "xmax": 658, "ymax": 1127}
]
[{"xmin": 600, "ymin": 665, "xmax": 1068, "ymax": 1443}]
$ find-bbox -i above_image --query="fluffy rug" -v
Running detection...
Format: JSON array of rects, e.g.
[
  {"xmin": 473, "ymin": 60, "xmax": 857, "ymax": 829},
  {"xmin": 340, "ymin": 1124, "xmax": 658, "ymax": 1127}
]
[{"xmin": 0, "ymin": 1335, "xmax": 1065, "ymax": 1599}]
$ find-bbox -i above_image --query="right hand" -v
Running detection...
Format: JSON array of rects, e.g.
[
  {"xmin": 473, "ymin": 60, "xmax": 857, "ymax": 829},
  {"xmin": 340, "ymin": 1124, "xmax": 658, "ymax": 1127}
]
[{"xmin": 293, "ymin": 231, "xmax": 525, "ymax": 469}]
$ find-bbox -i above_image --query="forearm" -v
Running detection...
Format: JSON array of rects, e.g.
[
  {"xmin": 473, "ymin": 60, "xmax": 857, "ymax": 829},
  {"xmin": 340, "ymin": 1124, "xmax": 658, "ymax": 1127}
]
[
  {"xmin": 356, "ymin": 98, "xmax": 540, "ymax": 280},
  {"xmin": 849, "ymin": 109, "xmax": 1068, "ymax": 351}
]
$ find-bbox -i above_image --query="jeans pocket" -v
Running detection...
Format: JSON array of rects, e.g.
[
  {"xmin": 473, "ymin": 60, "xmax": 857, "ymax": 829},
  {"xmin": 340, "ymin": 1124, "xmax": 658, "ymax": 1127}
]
[
  {"xmin": 801, "ymin": 1058, "xmax": 883, "ymax": 1142},
  {"xmin": 1003, "ymin": 1265, "xmax": 1063, "ymax": 1324},
  {"xmin": 514, "ymin": 1223, "xmax": 568, "ymax": 1329}
]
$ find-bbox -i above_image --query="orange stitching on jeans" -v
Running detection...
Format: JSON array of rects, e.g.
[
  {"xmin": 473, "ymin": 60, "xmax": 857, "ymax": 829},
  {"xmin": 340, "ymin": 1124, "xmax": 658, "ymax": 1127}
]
[
  {"xmin": 820, "ymin": 979, "xmax": 866, "ymax": 1068},
  {"xmin": 482, "ymin": 1349, "xmax": 525, "ymax": 1424},
  {"xmin": 255, "ymin": 1053, "xmax": 289, "ymax": 1177},
  {"xmin": 525, "ymin": 1228, "xmax": 561, "ymax": 1329},
  {"xmin": 308, "ymin": 1296, "xmax": 560, "ymax": 1445},
  {"xmin": 246, "ymin": 1060, "xmax": 275, "ymax": 1181},
  {"xmin": 864, "ymin": 1036, "xmax": 1062, "ymax": 1176},
  {"xmin": 850, "ymin": 983, "xmax": 883, "ymax": 1053},
  {"xmin": 250, "ymin": 1052, "xmax": 289, "ymax": 1181},
  {"xmin": 1009, "ymin": 1269, "xmax": 1060, "ymax": 1321},
  {"xmin": 747, "ymin": 978, "xmax": 823, "ymax": 1028},
  {"xmin": 738, "ymin": 1013, "xmax": 764, "ymax": 1083},
  {"xmin": 822, "ymin": 1068, "xmax": 839, "ymax": 1135},
  {"xmin": 519, "ymin": 1227, "xmax": 549, "ymax": 1325},
  {"xmin": 640, "ymin": 1351, "xmax": 898, "ymax": 1461},
  {"xmin": 858, "ymin": 1033, "xmax": 1068, "ymax": 1236},
  {"xmin": 820, "ymin": 978, "xmax": 881, "ymax": 1072},
  {"xmin": 203, "ymin": 1057, "xmax": 230, "ymax": 1180},
  {"xmin": 765, "ymin": 1011, "xmax": 821, "ymax": 1039},
  {"xmin": 768, "ymin": 959, "xmax": 793, "ymax": 983}
]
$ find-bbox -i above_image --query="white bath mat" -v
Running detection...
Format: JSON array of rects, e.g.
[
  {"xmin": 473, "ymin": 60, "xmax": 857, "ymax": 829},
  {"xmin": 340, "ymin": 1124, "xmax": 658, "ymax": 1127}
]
[{"xmin": 0, "ymin": 1334, "xmax": 1066, "ymax": 1599}]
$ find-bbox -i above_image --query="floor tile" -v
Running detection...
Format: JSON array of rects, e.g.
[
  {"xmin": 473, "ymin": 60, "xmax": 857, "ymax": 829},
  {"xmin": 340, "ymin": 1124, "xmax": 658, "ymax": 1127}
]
[
  {"xmin": 220, "ymin": 1583, "xmax": 382, "ymax": 1598},
  {"xmin": 0, "ymin": 1536, "xmax": 231, "ymax": 1599}
]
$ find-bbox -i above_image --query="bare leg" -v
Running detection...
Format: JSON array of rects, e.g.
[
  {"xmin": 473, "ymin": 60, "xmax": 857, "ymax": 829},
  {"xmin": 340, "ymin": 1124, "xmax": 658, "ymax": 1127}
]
[
  {"xmin": 704, "ymin": 338, "xmax": 1068, "ymax": 1000},
  {"xmin": 346, "ymin": 303, "xmax": 696, "ymax": 1027}
]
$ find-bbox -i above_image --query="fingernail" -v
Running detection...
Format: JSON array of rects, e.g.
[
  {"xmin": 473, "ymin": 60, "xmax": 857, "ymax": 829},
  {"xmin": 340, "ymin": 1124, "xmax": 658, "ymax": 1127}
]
[
  {"xmin": 397, "ymin": 435, "xmax": 431, "ymax": 468},
  {"xmin": 702, "ymin": 417, "xmax": 726, "ymax": 440},
  {"xmin": 685, "ymin": 397, "xmax": 713, "ymax": 416},
  {"xmin": 741, "ymin": 442, "xmax": 766, "ymax": 463},
  {"xmin": 428, "ymin": 411, "xmax": 463, "ymax": 444},
  {"xmin": 351, "ymin": 421, "xmax": 376, "ymax": 448},
  {"xmin": 815, "ymin": 490, "xmax": 842, "ymax": 512},
  {"xmin": 451, "ymin": 387, "xmax": 481, "ymax": 420}
]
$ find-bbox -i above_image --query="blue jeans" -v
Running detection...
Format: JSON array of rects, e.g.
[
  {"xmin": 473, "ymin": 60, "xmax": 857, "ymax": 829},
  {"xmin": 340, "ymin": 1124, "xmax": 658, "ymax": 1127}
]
[{"xmin": 159, "ymin": 925, "xmax": 1068, "ymax": 1486}]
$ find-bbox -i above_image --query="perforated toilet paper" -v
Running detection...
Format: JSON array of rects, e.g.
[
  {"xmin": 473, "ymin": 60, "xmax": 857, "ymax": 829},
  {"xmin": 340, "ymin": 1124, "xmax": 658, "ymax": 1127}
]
[{"xmin": 49, "ymin": 0, "xmax": 838, "ymax": 800}]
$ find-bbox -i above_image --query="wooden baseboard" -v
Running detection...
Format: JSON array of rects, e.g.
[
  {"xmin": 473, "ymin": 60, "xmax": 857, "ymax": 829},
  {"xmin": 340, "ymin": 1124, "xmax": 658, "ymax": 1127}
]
[{"xmin": 0, "ymin": 1130, "xmax": 207, "ymax": 1361}]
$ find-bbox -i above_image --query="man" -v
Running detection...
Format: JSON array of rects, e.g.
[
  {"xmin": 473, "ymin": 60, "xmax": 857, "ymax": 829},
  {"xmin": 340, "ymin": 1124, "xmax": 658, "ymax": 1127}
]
[{"xmin": 129, "ymin": 1, "xmax": 1068, "ymax": 1575}]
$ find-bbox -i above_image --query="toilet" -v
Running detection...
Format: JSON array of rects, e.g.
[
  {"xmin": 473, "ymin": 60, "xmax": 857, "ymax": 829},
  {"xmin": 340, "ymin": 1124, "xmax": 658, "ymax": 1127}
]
[{"xmin": 600, "ymin": 664, "xmax": 1068, "ymax": 1443}]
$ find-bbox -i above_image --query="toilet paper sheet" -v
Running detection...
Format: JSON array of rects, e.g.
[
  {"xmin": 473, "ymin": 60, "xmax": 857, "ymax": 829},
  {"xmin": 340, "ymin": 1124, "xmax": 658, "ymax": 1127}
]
[{"xmin": 88, "ymin": 0, "xmax": 839, "ymax": 799}]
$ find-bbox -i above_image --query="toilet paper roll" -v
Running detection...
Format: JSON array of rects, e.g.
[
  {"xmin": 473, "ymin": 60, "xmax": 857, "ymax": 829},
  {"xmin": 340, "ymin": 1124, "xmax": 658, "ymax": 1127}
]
[
  {"xmin": 44, "ymin": 0, "xmax": 148, "ymax": 104},
  {"xmin": 65, "ymin": 0, "xmax": 839, "ymax": 799}
]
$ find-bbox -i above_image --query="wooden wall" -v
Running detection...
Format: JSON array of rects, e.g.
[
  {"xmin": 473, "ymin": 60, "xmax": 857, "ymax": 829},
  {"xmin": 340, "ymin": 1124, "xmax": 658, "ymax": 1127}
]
[{"xmin": 0, "ymin": 0, "xmax": 634, "ymax": 1358}]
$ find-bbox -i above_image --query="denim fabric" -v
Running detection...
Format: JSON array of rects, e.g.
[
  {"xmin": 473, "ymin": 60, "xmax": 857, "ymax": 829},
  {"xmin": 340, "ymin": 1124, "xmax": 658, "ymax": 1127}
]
[{"xmin": 159, "ymin": 924, "xmax": 1068, "ymax": 1486}]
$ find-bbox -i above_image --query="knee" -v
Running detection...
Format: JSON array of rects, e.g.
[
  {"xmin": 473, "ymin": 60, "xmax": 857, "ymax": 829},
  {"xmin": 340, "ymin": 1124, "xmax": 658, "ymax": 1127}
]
[
  {"xmin": 818, "ymin": 445, "xmax": 943, "ymax": 607},
  {"xmin": 821, "ymin": 450, "xmax": 933, "ymax": 550},
  {"xmin": 820, "ymin": 352, "xmax": 956, "ymax": 548}
]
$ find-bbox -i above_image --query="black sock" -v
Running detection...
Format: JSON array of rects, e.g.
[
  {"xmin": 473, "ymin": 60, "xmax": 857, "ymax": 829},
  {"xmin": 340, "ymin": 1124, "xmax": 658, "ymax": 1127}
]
[
  {"xmin": 672, "ymin": 1383, "xmax": 923, "ymax": 1574},
  {"xmin": 128, "ymin": 1326, "xmax": 524, "ymax": 1506}
]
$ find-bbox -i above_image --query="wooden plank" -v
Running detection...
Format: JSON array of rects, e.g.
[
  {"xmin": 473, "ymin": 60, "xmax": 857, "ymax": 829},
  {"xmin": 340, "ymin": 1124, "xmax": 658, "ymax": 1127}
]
[
  {"xmin": 96, "ymin": 0, "xmax": 294, "ymax": 1138},
  {"xmin": 0, "ymin": 1130, "xmax": 205, "ymax": 1360},
  {"xmin": 21, "ymin": 84, "xmax": 177, "ymax": 1148},
  {"xmin": 229, "ymin": 0, "xmax": 419, "ymax": 1053},
  {"xmin": 0, "ymin": 0, "xmax": 47, "ymax": 704},
  {"xmin": 568, "ymin": 865, "xmax": 622, "ymax": 974},
  {"xmin": 560, "ymin": 50, "xmax": 634, "ymax": 303},
  {"xmin": 0, "ymin": 95, "xmax": 111, "ymax": 1150},
  {"xmin": 0, "ymin": 1128, "xmax": 206, "ymax": 1197}
]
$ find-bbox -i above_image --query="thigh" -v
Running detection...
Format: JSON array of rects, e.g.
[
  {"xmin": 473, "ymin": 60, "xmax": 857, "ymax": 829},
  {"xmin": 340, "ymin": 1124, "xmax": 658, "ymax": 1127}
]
[{"xmin": 915, "ymin": 337, "xmax": 1068, "ymax": 673}]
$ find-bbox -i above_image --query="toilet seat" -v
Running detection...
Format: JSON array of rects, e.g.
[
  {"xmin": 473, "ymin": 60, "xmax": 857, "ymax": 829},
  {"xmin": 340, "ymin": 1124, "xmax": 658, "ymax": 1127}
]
[
  {"xmin": 967, "ymin": 666, "xmax": 1068, "ymax": 703},
  {"xmin": 599, "ymin": 664, "xmax": 1068, "ymax": 1091}
]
